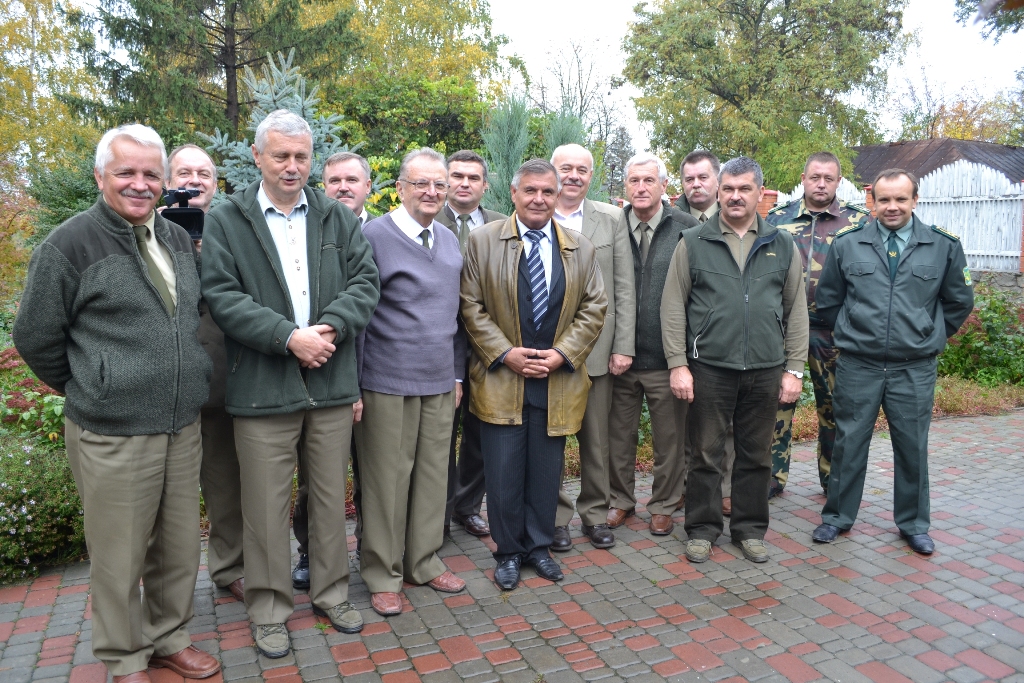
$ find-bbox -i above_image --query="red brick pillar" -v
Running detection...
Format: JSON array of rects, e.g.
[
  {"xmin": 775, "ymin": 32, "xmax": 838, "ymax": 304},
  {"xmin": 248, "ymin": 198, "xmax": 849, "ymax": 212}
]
[
  {"xmin": 864, "ymin": 185, "xmax": 875, "ymax": 217},
  {"xmin": 758, "ymin": 190, "xmax": 778, "ymax": 218}
]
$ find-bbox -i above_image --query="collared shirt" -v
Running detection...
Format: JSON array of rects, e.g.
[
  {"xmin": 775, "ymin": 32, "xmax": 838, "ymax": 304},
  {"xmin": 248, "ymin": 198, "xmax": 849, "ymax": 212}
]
[
  {"xmin": 628, "ymin": 205, "xmax": 664, "ymax": 246},
  {"xmin": 358, "ymin": 208, "xmax": 369, "ymax": 226},
  {"xmin": 689, "ymin": 201, "xmax": 719, "ymax": 223},
  {"xmin": 719, "ymin": 218, "xmax": 760, "ymax": 273},
  {"xmin": 258, "ymin": 182, "xmax": 310, "ymax": 328},
  {"xmin": 391, "ymin": 204, "xmax": 435, "ymax": 248},
  {"xmin": 879, "ymin": 220, "xmax": 914, "ymax": 255},
  {"xmin": 111, "ymin": 201, "xmax": 177, "ymax": 306},
  {"xmin": 446, "ymin": 204, "xmax": 487, "ymax": 230},
  {"xmin": 517, "ymin": 217, "xmax": 554, "ymax": 292},
  {"xmin": 554, "ymin": 201, "xmax": 585, "ymax": 233}
]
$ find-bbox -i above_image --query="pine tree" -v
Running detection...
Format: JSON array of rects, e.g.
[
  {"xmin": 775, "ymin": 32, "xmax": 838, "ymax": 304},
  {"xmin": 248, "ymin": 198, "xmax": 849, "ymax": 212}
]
[{"xmin": 481, "ymin": 96, "xmax": 530, "ymax": 216}]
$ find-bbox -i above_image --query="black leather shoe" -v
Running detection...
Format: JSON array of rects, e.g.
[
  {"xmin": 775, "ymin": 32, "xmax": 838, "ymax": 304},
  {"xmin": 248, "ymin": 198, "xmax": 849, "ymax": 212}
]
[
  {"xmin": 812, "ymin": 523, "xmax": 841, "ymax": 543},
  {"xmin": 529, "ymin": 556, "xmax": 563, "ymax": 582},
  {"xmin": 901, "ymin": 531, "xmax": 935, "ymax": 554},
  {"xmin": 494, "ymin": 557, "xmax": 521, "ymax": 591},
  {"xmin": 550, "ymin": 526, "xmax": 572, "ymax": 552},
  {"xmin": 767, "ymin": 482, "xmax": 784, "ymax": 499},
  {"xmin": 291, "ymin": 554, "xmax": 310, "ymax": 590},
  {"xmin": 582, "ymin": 523, "xmax": 615, "ymax": 549},
  {"xmin": 453, "ymin": 513, "xmax": 490, "ymax": 537}
]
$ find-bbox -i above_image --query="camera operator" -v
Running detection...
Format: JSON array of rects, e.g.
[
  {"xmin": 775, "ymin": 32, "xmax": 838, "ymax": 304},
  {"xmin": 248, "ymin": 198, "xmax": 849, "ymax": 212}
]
[{"xmin": 166, "ymin": 144, "xmax": 246, "ymax": 604}]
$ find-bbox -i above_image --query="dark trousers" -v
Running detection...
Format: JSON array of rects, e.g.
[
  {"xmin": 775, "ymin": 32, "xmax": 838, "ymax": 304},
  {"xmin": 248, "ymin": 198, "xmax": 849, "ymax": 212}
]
[
  {"xmin": 684, "ymin": 362, "xmax": 782, "ymax": 542},
  {"xmin": 446, "ymin": 375, "xmax": 486, "ymax": 525},
  {"xmin": 480, "ymin": 406, "xmax": 565, "ymax": 564},
  {"xmin": 821, "ymin": 356, "xmax": 935, "ymax": 536},
  {"xmin": 294, "ymin": 434, "xmax": 362, "ymax": 555}
]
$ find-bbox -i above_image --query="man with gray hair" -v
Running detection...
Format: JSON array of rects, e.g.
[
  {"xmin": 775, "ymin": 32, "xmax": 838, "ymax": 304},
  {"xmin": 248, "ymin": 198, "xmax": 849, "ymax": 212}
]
[
  {"xmin": 607, "ymin": 153, "xmax": 698, "ymax": 536},
  {"xmin": 661, "ymin": 156, "xmax": 808, "ymax": 565},
  {"xmin": 14, "ymin": 124, "xmax": 219, "ymax": 682},
  {"xmin": 322, "ymin": 151, "xmax": 375, "ymax": 224},
  {"xmin": 202, "ymin": 109, "xmax": 380, "ymax": 656}
]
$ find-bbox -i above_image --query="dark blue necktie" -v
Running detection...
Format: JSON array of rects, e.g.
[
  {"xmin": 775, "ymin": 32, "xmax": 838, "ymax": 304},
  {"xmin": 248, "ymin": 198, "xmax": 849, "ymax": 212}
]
[
  {"xmin": 887, "ymin": 231, "xmax": 899, "ymax": 282},
  {"xmin": 524, "ymin": 230, "xmax": 548, "ymax": 327}
]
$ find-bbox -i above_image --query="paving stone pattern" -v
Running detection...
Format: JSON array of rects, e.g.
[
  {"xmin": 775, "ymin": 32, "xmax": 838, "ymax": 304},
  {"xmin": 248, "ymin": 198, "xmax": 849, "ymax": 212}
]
[{"xmin": 2, "ymin": 413, "xmax": 1024, "ymax": 683}]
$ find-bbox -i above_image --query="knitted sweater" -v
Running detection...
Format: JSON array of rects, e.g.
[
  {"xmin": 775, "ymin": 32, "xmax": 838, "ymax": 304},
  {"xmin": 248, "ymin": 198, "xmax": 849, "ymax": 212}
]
[
  {"xmin": 358, "ymin": 214, "xmax": 465, "ymax": 396},
  {"xmin": 13, "ymin": 199, "xmax": 211, "ymax": 435}
]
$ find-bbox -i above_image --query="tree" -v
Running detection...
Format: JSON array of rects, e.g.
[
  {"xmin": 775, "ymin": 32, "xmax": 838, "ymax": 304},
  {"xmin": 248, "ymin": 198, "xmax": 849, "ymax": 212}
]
[
  {"xmin": 481, "ymin": 96, "xmax": 531, "ymax": 216},
  {"xmin": 71, "ymin": 0, "xmax": 361, "ymax": 141},
  {"xmin": 604, "ymin": 126, "xmax": 635, "ymax": 201},
  {"xmin": 623, "ymin": 0, "xmax": 904, "ymax": 189},
  {"xmin": 895, "ymin": 71, "xmax": 1023, "ymax": 144},
  {"xmin": 954, "ymin": 0, "xmax": 1024, "ymax": 39}
]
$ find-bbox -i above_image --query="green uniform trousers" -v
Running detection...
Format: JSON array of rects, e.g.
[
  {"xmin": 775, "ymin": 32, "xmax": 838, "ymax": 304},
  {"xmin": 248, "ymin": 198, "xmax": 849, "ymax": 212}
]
[
  {"xmin": 234, "ymin": 405, "xmax": 353, "ymax": 625},
  {"xmin": 608, "ymin": 368, "xmax": 688, "ymax": 516},
  {"xmin": 199, "ymin": 406, "xmax": 244, "ymax": 588},
  {"xmin": 65, "ymin": 418, "xmax": 202, "ymax": 676},
  {"xmin": 355, "ymin": 390, "xmax": 453, "ymax": 593},
  {"xmin": 821, "ymin": 355, "xmax": 935, "ymax": 536},
  {"xmin": 557, "ymin": 373, "xmax": 613, "ymax": 527}
]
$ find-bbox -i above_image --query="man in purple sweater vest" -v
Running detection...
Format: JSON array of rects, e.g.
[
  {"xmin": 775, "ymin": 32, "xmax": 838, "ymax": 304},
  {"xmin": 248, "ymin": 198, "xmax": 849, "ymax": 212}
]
[{"xmin": 356, "ymin": 148, "xmax": 468, "ymax": 616}]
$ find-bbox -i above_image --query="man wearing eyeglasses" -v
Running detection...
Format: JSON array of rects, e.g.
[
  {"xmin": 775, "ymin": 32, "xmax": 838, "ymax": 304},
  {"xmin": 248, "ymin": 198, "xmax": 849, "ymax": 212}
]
[
  {"xmin": 356, "ymin": 148, "xmax": 468, "ymax": 616},
  {"xmin": 764, "ymin": 152, "xmax": 871, "ymax": 499}
]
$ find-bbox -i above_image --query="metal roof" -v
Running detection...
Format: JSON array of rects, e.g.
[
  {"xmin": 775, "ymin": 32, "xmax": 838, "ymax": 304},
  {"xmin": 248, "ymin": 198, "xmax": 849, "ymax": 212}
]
[{"xmin": 851, "ymin": 139, "xmax": 1024, "ymax": 186}]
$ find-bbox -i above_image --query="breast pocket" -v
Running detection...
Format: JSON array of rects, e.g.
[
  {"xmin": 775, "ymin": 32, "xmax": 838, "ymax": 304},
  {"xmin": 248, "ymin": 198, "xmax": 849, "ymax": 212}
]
[
  {"xmin": 911, "ymin": 264, "xmax": 938, "ymax": 281},
  {"xmin": 846, "ymin": 261, "xmax": 876, "ymax": 277}
]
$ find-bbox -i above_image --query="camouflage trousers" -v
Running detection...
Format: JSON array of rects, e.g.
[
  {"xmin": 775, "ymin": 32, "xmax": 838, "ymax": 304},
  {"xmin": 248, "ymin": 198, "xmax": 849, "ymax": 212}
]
[{"xmin": 770, "ymin": 328, "xmax": 836, "ymax": 492}]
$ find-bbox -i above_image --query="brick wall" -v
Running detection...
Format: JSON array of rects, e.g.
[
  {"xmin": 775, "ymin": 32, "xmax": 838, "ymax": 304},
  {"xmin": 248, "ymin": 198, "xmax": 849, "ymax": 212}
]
[{"xmin": 757, "ymin": 190, "xmax": 778, "ymax": 218}]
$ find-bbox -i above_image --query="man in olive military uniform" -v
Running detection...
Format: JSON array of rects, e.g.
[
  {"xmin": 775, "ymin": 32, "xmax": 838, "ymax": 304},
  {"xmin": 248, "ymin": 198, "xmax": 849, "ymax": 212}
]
[
  {"xmin": 812, "ymin": 169, "xmax": 973, "ymax": 555},
  {"xmin": 765, "ymin": 152, "xmax": 871, "ymax": 498}
]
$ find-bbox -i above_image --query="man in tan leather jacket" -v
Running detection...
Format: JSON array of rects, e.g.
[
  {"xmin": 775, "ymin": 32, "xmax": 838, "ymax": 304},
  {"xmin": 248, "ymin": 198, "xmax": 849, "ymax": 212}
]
[{"xmin": 460, "ymin": 158, "xmax": 607, "ymax": 591}]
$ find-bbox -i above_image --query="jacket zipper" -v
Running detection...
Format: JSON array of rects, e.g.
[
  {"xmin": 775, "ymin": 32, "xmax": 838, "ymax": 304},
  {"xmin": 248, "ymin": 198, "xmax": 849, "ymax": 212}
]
[
  {"xmin": 143, "ymin": 229, "xmax": 182, "ymax": 432},
  {"xmin": 741, "ymin": 232, "xmax": 777, "ymax": 370},
  {"xmin": 806, "ymin": 213, "xmax": 816, "ymax": 301}
]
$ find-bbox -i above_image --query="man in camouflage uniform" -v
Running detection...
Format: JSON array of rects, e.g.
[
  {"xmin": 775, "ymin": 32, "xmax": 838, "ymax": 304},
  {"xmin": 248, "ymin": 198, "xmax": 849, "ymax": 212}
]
[{"xmin": 764, "ymin": 152, "xmax": 871, "ymax": 497}]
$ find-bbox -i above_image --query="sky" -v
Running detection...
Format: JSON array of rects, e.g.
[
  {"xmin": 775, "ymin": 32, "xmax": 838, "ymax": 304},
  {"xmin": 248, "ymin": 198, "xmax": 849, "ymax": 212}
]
[{"xmin": 488, "ymin": 0, "xmax": 1024, "ymax": 150}]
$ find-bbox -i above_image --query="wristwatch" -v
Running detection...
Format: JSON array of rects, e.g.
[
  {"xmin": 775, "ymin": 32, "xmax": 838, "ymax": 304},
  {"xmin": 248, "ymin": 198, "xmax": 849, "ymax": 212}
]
[{"xmin": 786, "ymin": 369, "xmax": 804, "ymax": 379}]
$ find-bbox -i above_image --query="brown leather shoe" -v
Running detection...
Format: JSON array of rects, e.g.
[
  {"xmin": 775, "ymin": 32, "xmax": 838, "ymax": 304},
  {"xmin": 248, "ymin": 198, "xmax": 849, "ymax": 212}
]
[
  {"xmin": 427, "ymin": 570, "xmax": 466, "ymax": 593},
  {"xmin": 113, "ymin": 673, "xmax": 152, "ymax": 683},
  {"xmin": 453, "ymin": 513, "xmax": 490, "ymax": 537},
  {"xmin": 722, "ymin": 497, "xmax": 732, "ymax": 516},
  {"xmin": 649, "ymin": 514, "xmax": 674, "ymax": 535},
  {"xmin": 606, "ymin": 507, "xmax": 635, "ymax": 528},
  {"xmin": 227, "ymin": 578, "xmax": 244, "ymax": 602},
  {"xmin": 150, "ymin": 645, "xmax": 221, "ymax": 679},
  {"xmin": 371, "ymin": 592, "xmax": 403, "ymax": 616}
]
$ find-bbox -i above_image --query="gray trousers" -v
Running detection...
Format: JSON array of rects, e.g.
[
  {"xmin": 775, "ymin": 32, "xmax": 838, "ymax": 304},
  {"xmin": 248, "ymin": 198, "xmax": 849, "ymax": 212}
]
[
  {"xmin": 200, "ymin": 406, "xmax": 244, "ymax": 587},
  {"xmin": 556, "ymin": 374, "xmax": 613, "ymax": 527},
  {"xmin": 234, "ymin": 405, "xmax": 353, "ymax": 624},
  {"xmin": 65, "ymin": 418, "xmax": 202, "ymax": 676}
]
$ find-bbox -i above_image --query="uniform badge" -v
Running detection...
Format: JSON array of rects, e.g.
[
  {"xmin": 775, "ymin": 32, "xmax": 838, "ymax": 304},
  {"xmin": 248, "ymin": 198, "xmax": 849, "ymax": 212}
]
[{"xmin": 963, "ymin": 267, "xmax": 972, "ymax": 286}]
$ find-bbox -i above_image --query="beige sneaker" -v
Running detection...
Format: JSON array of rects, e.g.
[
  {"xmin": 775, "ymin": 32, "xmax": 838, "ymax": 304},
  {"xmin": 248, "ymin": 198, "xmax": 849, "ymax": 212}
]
[
  {"xmin": 685, "ymin": 539, "xmax": 712, "ymax": 563},
  {"xmin": 736, "ymin": 538, "xmax": 769, "ymax": 563},
  {"xmin": 313, "ymin": 601, "xmax": 364, "ymax": 634},
  {"xmin": 252, "ymin": 623, "xmax": 290, "ymax": 658}
]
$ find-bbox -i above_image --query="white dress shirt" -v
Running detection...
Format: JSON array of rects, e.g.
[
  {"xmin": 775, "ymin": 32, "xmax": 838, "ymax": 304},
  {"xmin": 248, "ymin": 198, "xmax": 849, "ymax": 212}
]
[
  {"xmin": 358, "ymin": 208, "xmax": 370, "ymax": 226},
  {"xmin": 446, "ymin": 204, "xmax": 487, "ymax": 230},
  {"xmin": 554, "ymin": 201, "xmax": 584, "ymax": 233},
  {"xmin": 258, "ymin": 183, "xmax": 310, "ymax": 329},
  {"xmin": 517, "ymin": 217, "xmax": 554, "ymax": 292},
  {"xmin": 391, "ymin": 204, "xmax": 435, "ymax": 248}
]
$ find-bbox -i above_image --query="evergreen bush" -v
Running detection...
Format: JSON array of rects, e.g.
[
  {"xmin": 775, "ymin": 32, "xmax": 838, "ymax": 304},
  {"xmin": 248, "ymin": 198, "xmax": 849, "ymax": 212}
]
[
  {"xmin": 481, "ymin": 96, "xmax": 530, "ymax": 216},
  {"xmin": 938, "ymin": 285, "xmax": 1024, "ymax": 386}
]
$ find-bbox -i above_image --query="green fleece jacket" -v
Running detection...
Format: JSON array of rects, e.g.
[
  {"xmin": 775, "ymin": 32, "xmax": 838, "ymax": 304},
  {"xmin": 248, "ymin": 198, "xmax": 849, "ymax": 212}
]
[
  {"xmin": 201, "ymin": 182, "xmax": 379, "ymax": 416},
  {"xmin": 13, "ymin": 198, "xmax": 212, "ymax": 436}
]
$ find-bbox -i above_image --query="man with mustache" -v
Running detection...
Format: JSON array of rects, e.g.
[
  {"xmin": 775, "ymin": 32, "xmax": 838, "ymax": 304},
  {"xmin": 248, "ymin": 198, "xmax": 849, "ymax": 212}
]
[
  {"xmin": 14, "ymin": 125, "xmax": 220, "ymax": 683},
  {"xmin": 435, "ymin": 150, "xmax": 507, "ymax": 540},
  {"xmin": 323, "ymin": 151, "xmax": 376, "ymax": 225},
  {"xmin": 550, "ymin": 144, "xmax": 635, "ymax": 551},
  {"xmin": 661, "ymin": 156, "xmax": 808, "ymax": 564}
]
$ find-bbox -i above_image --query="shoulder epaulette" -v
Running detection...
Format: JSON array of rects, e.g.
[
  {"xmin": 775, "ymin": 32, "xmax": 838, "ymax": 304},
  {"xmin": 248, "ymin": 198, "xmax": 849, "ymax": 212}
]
[
  {"xmin": 767, "ymin": 200, "xmax": 795, "ymax": 215},
  {"xmin": 834, "ymin": 223, "xmax": 863, "ymax": 238},
  {"xmin": 846, "ymin": 203, "xmax": 870, "ymax": 215},
  {"xmin": 931, "ymin": 225, "xmax": 959, "ymax": 241}
]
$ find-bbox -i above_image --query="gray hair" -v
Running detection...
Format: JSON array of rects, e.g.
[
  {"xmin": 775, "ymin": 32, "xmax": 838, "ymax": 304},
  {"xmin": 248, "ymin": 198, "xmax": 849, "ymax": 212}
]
[
  {"xmin": 324, "ymin": 152, "xmax": 371, "ymax": 181},
  {"xmin": 511, "ymin": 158, "xmax": 562, "ymax": 192},
  {"xmin": 550, "ymin": 143, "xmax": 594, "ymax": 169},
  {"xmin": 95, "ymin": 124, "xmax": 166, "ymax": 175},
  {"xmin": 719, "ymin": 156, "xmax": 764, "ymax": 188},
  {"xmin": 398, "ymin": 147, "xmax": 447, "ymax": 179},
  {"xmin": 165, "ymin": 143, "xmax": 215, "ymax": 182},
  {"xmin": 254, "ymin": 110, "xmax": 312, "ymax": 153},
  {"xmin": 624, "ymin": 152, "xmax": 667, "ymax": 183}
]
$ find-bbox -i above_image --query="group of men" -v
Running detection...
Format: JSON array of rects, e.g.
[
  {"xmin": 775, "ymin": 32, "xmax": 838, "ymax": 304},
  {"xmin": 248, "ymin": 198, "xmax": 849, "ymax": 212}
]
[{"xmin": 12, "ymin": 110, "xmax": 974, "ymax": 682}]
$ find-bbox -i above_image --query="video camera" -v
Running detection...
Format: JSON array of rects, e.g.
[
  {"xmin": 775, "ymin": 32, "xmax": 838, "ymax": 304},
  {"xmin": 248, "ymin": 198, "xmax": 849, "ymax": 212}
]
[{"xmin": 162, "ymin": 188, "xmax": 204, "ymax": 240}]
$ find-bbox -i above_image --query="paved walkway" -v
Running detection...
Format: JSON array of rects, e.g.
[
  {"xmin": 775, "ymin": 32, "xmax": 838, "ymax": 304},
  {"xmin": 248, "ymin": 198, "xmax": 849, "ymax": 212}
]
[{"xmin": 2, "ymin": 413, "xmax": 1024, "ymax": 683}]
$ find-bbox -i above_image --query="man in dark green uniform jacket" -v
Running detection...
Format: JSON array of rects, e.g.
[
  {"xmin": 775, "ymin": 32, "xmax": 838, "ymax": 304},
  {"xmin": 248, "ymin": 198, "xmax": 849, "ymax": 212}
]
[{"xmin": 812, "ymin": 169, "xmax": 974, "ymax": 554}]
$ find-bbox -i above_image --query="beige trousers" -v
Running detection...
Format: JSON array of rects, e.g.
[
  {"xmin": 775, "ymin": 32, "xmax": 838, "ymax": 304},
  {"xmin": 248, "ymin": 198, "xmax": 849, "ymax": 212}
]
[
  {"xmin": 199, "ymin": 406, "xmax": 243, "ymax": 587},
  {"xmin": 608, "ymin": 368, "xmax": 688, "ymax": 516},
  {"xmin": 355, "ymin": 390, "xmax": 452, "ymax": 593},
  {"xmin": 65, "ymin": 418, "xmax": 202, "ymax": 676},
  {"xmin": 233, "ymin": 405, "xmax": 353, "ymax": 625},
  {"xmin": 556, "ymin": 373, "xmax": 613, "ymax": 527}
]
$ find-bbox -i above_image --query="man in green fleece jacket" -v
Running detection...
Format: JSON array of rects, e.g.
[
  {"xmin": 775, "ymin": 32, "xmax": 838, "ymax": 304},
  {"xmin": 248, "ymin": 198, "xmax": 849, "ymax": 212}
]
[
  {"xmin": 13, "ymin": 124, "xmax": 219, "ymax": 683},
  {"xmin": 201, "ymin": 110, "xmax": 379, "ymax": 658}
]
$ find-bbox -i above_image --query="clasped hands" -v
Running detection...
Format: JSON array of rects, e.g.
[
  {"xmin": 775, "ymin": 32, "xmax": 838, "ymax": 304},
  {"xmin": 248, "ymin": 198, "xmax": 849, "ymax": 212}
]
[
  {"xmin": 287, "ymin": 324, "xmax": 338, "ymax": 369},
  {"xmin": 503, "ymin": 347, "xmax": 565, "ymax": 377}
]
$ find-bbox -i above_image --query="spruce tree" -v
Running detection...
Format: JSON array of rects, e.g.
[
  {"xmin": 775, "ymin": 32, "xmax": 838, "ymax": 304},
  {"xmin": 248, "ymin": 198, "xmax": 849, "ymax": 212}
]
[{"xmin": 481, "ymin": 96, "xmax": 530, "ymax": 216}]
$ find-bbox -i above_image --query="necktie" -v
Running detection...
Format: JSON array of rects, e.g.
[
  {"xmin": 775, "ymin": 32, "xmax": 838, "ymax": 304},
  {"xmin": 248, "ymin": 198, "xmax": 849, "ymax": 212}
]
[
  {"xmin": 457, "ymin": 214, "xmax": 472, "ymax": 251},
  {"xmin": 419, "ymin": 228, "xmax": 431, "ymax": 249},
  {"xmin": 524, "ymin": 230, "xmax": 548, "ymax": 328},
  {"xmin": 887, "ymin": 231, "xmax": 899, "ymax": 282},
  {"xmin": 133, "ymin": 225, "xmax": 175, "ymax": 315},
  {"xmin": 639, "ymin": 222, "xmax": 651, "ymax": 263},
  {"xmin": 698, "ymin": 212, "xmax": 708, "ymax": 223}
]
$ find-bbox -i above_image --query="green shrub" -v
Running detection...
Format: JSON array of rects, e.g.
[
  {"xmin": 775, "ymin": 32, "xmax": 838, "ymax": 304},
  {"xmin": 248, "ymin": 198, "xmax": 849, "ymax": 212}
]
[
  {"xmin": 938, "ymin": 285, "xmax": 1024, "ymax": 386},
  {"xmin": 0, "ymin": 348, "xmax": 65, "ymax": 447},
  {"xmin": 0, "ymin": 437, "xmax": 85, "ymax": 583}
]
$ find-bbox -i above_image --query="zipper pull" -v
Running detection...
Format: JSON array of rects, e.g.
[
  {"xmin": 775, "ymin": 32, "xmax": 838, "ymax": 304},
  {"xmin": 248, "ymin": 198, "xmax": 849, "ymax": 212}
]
[{"xmin": 745, "ymin": 294, "xmax": 749, "ymax": 303}]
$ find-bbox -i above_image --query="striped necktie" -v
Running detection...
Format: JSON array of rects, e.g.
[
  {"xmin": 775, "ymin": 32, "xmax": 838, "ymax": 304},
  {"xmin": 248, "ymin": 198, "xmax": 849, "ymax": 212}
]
[{"xmin": 524, "ymin": 230, "xmax": 548, "ymax": 328}]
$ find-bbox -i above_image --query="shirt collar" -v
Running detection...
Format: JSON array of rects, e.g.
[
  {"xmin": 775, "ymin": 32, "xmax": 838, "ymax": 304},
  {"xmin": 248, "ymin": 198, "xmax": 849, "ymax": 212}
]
[
  {"xmin": 554, "ymin": 200, "xmax": 584, "ymax": 221},
  {"xmin": 358, "ymin": 208, "xmax": 369, "ymax": 224},
  {"xmin": 516, "ymin": 216, "xmax": 553, "ymax": 242},
  {"xmin": 392, "ymin": 203, "xmax": 435, "ymax": 236},
  {"xmin": 798, "ymin": 196, "xmax": 842, "ymax": 219},
  {"xmin": 689, "ymin": 201, "xmax": 718, "ymax": 220},
  {"xmin": 257, "ymin": 182, "xmax": 308, "ymax": 218},
  {"xmin": 102, "ymin": 197, "xmax": 155, "ymax": 229},
  {"xmin": 446, "ymin": 203, "xmax": 483, "ymax": 222},
  {"xmin": 628, "ymin": 205, "xmax": 663, "ymax": 231},
  {"xmin": 720, "ymin": 216, "xmax": 759, "ymax": 236},
  {"xmin": 879, "ymin": 218, "xmax": 914, "ymax": 245}
]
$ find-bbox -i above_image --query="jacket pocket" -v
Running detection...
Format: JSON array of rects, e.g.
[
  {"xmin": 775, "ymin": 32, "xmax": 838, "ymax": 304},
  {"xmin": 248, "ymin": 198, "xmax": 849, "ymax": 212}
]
[
  {"xmin": 99, "ymin": 351, "xmax": 111, "ymax": 400},
  {"xmin": 691, "ymin": 309, "xmax": 714, "ymax": 359},
  {"xmin": 775, "ymin": 312, "xmax": 786, "ymax": 338},
  {"xmin": 911, "ymin": 264, "xmax": 938, "ymax": 280},
  {"xmin": 230, "ymin": 347, "xmax": 243, "ymax": 374},
  {"xmin": 846, "ymin": 261, "xmax": 876, "ymax": 277}
]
